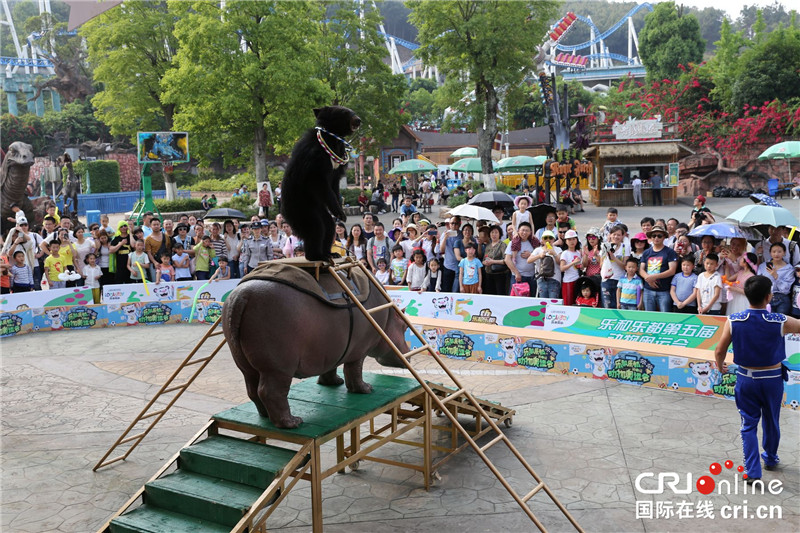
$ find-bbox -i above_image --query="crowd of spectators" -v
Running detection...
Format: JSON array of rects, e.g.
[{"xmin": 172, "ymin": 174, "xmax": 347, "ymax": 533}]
[{"xmin": 2, "ymin": 192, "xmax": 798, "ymax": 319}]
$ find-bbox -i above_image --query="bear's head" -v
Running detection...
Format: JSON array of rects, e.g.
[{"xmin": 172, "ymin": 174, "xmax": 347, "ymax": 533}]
[{"xmin": 314, "ymin": 106, "xmax": 361, "ymax": 137}]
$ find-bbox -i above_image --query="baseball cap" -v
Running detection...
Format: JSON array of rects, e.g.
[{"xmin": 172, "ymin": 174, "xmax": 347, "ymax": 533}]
[
  {"xmin": 696, "ymin": 195, "xmax": 706, "ymax": 204},
  {"xmin": 541, "ymin": 230, "xmax": 556, "ymax": 239},
  {"xmin": 17, "ymin": 217, "xmax": 28, "ymax": 225},
  {"xmin": 260, "ymin": 219, "xmax": 270, "ymax": 225}
]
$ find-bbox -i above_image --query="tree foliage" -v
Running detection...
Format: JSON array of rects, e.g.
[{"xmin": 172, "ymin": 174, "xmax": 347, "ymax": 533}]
[
  {"xmin": 408, "ymin": 0, "xmax": 559, "ymax": 184},
  {"xmin": 320, "ymin": 2, "xmax": 409, "ymax": 156},
  {"xmin": 638, "ymin": 2, "xmax": 705, "ymax": 83},
  {"xmin": 162, "ymin": 0, "xmax": 331, "ymax": 182},
  {"xmin": 81, "ymin": 1, "xmax": 180, "ymax": 137}
]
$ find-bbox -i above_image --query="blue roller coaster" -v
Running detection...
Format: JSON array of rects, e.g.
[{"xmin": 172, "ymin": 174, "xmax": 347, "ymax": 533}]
[{"xmin": 543, "ymin": 3, "xmax": 654, "ymax": 91}]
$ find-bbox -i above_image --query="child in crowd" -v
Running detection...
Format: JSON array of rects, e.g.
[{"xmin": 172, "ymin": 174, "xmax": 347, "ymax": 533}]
[
  {"xmin": 128, "ymin": 239, "xmax": 150, "ymax": 283},
  {"xmin": 559, "ymin": 230, "xmax": 582, "ymax": 305},
  {"xmin": 555, "ymin": 204, "xmax": 576, "ymax": 230},
  {"xmin": 0, "ymin": 258, "xmax": 10, "ymax": 294},
  {"xmin": 100, "ymin": 214, "xmax": 115, "ymax": 235},
  {"xmin": 428, "ymin": 258, "xmax": 442, "ymax": 292},
  {"xmin": 601, "ymin": 208, "xmax": 620, "ymax": 240},
  {"xmin": 406, "ymin": 249, "xmax": 430, "ymax": 292},
  {"xmin": 390, "ymin": 245, "xmax": 407, "ymax": 285},
  {"xmin": 458, "ymin": 242, "xmax": 483, "ymax": 294},
  {"xmin": 617, "ymin": 257, "xmax": 644, "ymax": 310},
  {"xmin": 694, "ymin": 253, "xmax": 722, "ymax": 315},
  {"xmin": 44, "ymin": 239, "xmax": 66, "ymax": 289},
  {"xmin": 210, "ymin": 256, "xmax": 231, "ymax": 282},
  {"xmin": 155, "ymin": 253, "xmax": 175, "ymax": 283},
  {"xmin": 82, "ymin": 253, "xmax": 103, "ymax": 303},
  {"xmin": 7, "ymin": 202, "xmax": 26, "ymax": 225},
  {"xmin": 375, "ymin": 258, "xmax": 390, "ymax": 285},
  {"xmin": 575, "ymin": 278, "xmax": 599, "ymax": 307},
  {"xmin": 193, "ymin": 235, "xmax": 216, "ymax": 280},
  {"xmin": 132, "ymin": 227, "xmax": 145, "ymax": 242},
  {"xmin": 172, "ymin": 243, "xmax": 192, "ymax": 281},
  {"xmin": 629, "ymin": 233, "xmax": 649, "ymax": 261},
  {"xmin": 10, "ymin": 250, "xmax": 34, "ymax": 292},
  {"xmin": 671, "ymin": 257, "xmax": 698, "ymax": 313},
  {"xmin": 45, "ymin": 202, "xmax": 60, "ymax": 224},
  {"xmin": 725, "ymin": 252, "xmax": 758, "ymax": 315}
]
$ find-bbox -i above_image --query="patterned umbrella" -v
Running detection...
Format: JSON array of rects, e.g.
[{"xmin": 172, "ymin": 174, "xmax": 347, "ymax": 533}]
[
  {"xmin": 388, "ymin": 159, "xmax": 437, "ymax": 174},
  {"xmin": 450, "ymin": 147, "xmax": 478, "ymax": 158},
  {"xmin": 687, "ymin": 223, "xmax": 762, "ymax": 243},
  {"xmin": 749, "ymin": 193, "xmax": 782, "ymax": 207},
  {"xmin": 450, "ymin": 157, "xmax": 497, "ymax": 173}
]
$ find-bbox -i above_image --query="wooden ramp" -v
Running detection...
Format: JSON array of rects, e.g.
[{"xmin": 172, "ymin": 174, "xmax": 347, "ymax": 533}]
[{"xmin": 96, "ymin": 256, "xmax": 582, "ymax": 532}]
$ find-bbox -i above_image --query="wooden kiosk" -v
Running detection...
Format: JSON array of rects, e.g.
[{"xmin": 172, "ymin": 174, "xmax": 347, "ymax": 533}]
[{"xmin": 585, "ymin": 119, "xmax": 694, "ymax": 207}]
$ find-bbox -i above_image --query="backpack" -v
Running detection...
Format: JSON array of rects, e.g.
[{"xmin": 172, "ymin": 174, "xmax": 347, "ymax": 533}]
[{"xmin": 538, "ymin": 254, "xmax": 556, "ymax": 279}]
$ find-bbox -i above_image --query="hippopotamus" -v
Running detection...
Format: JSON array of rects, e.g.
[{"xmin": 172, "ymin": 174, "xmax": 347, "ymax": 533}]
[{"xmin": 222, "ymin": 277, "xmax": 409, "ymax": 428}]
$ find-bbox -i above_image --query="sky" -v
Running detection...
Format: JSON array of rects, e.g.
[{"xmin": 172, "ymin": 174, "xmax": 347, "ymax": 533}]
[{"xmin": 612, "ymin": 0, "xmax": 790, "ymax": 20}]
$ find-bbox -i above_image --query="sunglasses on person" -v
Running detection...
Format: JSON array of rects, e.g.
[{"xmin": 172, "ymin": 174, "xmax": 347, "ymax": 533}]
[
  {"xmin": 542, "ymin": 236, "xmax": 555, "ymax": 240},
  {"xmin": 651, "ymin": 234, "xmax": 665, "ymax": 238}
]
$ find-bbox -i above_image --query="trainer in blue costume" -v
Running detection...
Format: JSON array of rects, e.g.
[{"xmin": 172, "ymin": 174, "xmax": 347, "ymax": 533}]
[{"xmin": 714, "ymin": 275, "xmax": 800, "ymax": 483}]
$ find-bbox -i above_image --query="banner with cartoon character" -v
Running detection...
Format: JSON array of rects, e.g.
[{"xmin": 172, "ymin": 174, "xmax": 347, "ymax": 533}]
[
  {"xmin": 388, "ymin": 291, "xmax": 561, "ymax": 328},
  {"xmin": 406, "ymin": 320, "xmax": 800, "ymax": 410},
  {"xmin": 0, "ymin": 286, "xmax": 93, "ymax": 311},
  {"xmin": 543, "ymin": 305, "xmax": 728, "ymax": 350},
  {"xmin": 0, "ymin": 309, "xmax": 33, "ymax": 337},
  {"xmin": 33, "ymin": 305, "xmax": 105, "ymax": 331},
  {"xmin": 104, "ymin": 301, "xmax": 185, "ymax": 327},
  {"xmin": 102, "ymin": 280, "xmax": 238, "ymax": 305}
]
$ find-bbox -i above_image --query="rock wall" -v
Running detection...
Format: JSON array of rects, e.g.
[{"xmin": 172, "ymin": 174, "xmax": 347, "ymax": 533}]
[
  {"xmin": 678, "ymin": 144, "xmax": 792, "ymax": 197},
  {"xmin": 105, "ymin": 153, "xmax": 140, "ymax": 191}
]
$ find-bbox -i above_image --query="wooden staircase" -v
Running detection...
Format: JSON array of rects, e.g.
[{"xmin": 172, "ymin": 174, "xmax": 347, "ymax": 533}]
[{"xmin": 101, "ymin": 424, "xmax": 312, "ymax": 533}]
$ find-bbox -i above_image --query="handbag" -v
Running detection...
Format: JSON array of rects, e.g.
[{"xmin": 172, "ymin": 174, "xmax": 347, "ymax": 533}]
[
  {"xmin": 510, "ymin": 282, "xmax": 530, "ymax": 297},
  {"xmin": 489, "ymin": 263, "xmax": 508, "ymax": 274}
]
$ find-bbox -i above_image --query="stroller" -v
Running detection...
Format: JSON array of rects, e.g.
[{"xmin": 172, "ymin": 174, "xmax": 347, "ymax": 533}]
[{"xmin": 574, "ymin": 276, "xmax": 600, "ymax": 307}]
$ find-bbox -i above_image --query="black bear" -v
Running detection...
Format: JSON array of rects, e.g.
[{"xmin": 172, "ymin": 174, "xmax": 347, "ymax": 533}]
[{"xmin": 281, "ymin": 106, "xmax": 361, "ymax": 261}]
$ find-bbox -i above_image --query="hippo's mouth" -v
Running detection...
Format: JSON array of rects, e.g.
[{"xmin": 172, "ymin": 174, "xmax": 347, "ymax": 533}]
[{"xmin": 351, "ymin": 115, "xmax": 361, "ymax": 132}]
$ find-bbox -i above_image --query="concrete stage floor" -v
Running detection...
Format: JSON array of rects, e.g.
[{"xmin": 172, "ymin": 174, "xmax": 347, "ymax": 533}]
[{"xmin": 1, "ymin": 324, "xmax": 798, "ymax": 532}]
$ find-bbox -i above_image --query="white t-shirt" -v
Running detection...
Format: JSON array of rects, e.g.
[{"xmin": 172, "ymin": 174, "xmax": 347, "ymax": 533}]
[
  {"xmin": 505, "ymin": 240, "xmax": 536, "ymax": 277},
  {"xmin": 560, "ymin": 249, "xmax": 582, "ymax": 283},
  {"xmin": 600, "ymin": 244, "xmax": 626, "ymax": 281},
  {"xmin": 513, "ymin": 210, "xmax": 531, "ymax": 230},
  {"xmin": 695, "ymin": 271, "xmax": 722, "ymax": 311},
  {"xmin": 82, "ymin": 264, "xmax": 102, "ymax": 288}
]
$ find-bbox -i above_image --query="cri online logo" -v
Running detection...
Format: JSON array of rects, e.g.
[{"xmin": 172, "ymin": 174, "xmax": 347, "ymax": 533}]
[{"xmin": 636, "ymin": 461, "xmax": 784, "ymax": 496}]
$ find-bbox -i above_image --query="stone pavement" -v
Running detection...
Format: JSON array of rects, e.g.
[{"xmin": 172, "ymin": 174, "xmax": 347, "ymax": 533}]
[{"xmin": 2, "ymin": 324, "xmax": 799, "ymax": 532}]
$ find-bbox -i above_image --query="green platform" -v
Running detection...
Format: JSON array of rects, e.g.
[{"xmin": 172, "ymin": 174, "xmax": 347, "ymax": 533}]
[{"xmin": 213, "ymin": 372, "xmax": 424, "ymax": 440}]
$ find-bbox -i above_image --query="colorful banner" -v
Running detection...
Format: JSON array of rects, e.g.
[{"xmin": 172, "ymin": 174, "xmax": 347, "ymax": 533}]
[
  {"xmin": 543, "ymin": 305, "xmax": 728, "ymax": 350},
  {"xmin": 406, "ymin": 322, "xmax": 800, "ymax": 410},
  {"xmin": 387, "ymin": 291, "xmax": 561, "ymax": 329},
  {"xmin": 102, "ymin": 280, "xmax": 237, "ymax": 305},
  {"xmin": 0, "ymin": 286, "xmax": 93, "ymax": 311}
]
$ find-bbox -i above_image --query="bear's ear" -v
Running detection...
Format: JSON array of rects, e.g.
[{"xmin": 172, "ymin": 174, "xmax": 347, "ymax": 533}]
[{"xmin": 313, "ymin": 107, "xmax": 322, "ymax": 118}]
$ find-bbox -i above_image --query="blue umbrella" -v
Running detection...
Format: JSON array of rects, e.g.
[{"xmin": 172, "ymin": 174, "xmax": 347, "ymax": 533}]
[
  {"xmin": 687, "ymin": 223, "xmax": 761, "ymax": 243},
  {"xmin": 726, "ymin": 204, "xmax": 800, "ymax": 228},
  {"xmin": 749, "ymin": 193, "xmax": 782, "ymax": 207}
]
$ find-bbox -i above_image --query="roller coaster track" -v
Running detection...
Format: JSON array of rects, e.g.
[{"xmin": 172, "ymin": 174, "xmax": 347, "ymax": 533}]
[{"xmin": 554, "ymin": 2, "xmax": 653, "ymax": 53}]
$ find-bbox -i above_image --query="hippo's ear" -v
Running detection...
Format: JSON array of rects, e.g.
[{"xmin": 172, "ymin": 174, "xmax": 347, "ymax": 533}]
[{"xmin": 313, "ymin": 108, "xmax": 322, "ymax": 118}]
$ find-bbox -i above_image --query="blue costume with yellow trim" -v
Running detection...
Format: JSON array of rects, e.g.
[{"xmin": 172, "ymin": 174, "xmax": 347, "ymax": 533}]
[{"xmin": 729, "ymin": 309, "xmax": 786, "ymax": 479}]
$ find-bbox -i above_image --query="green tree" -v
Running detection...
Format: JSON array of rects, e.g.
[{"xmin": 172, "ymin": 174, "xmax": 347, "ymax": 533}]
[
  {"xmin": 321, "ymin": 2, "xmax": 408, "ymax": 157},
  {"xmin": 162, "ymin": 0, "xmax": 331, "ymax": 186},
  {"xmin": 638, "ymin": 2, "xmax": 705, "ymax": 82},
  {"xmin": 81, "ymin": 1, "xmax": 180, "ymax": 137},
  {"xmin": 707, "ymin": 17, "xmax": 747, "ymax": 112},
  {"xmin": 408, "ymin": 0, "xmax": 559, "ymax": 188},
  {"xmin": 730, "ymin": 22, "xmax": 800, "ymax": 111}
]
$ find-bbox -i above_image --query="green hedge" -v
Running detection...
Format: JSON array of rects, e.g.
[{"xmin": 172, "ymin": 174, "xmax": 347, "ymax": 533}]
[
  {"xmin": 341, "ymin": 187, "xmax": 364, "ymax": 206},
  {"xmin": 153, "ymin": 198, "xmax": 204, "ymax": 212},
  {"xmin": 71, "ymin": 160, "xmax": 121, "ymax": 193}
]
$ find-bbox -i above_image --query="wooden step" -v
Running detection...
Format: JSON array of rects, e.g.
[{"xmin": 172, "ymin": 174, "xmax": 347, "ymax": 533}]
[
  {"xmin": 143, "ymin": 470, "xmax": 262, "ymax": 527},
  {"xmin": 180, "ymin": 434, "xmax": 300, "ymax": 489},
  {"xmin": 109, "ymin": 504, "xmax": 229, "ymax": 533}
]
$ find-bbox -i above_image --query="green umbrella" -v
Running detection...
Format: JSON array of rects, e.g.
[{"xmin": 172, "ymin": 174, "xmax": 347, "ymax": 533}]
[
  {"xmin": 450, "ymin": 147, "xmax": 478, "ymax": 158},
  {"xmin": 497, "ymin": 155, "xmax": 547, "ymax": 172},
  {"xmin": 758, "ymin": 141, "xmax": 800, "ymax": 178},
  {"xmin": 726, "ymin": 204, "xmax": 800, "ymax": 228},
  {"xmin": 388, "ymin": 159, "xmax": 437, "ymax": 174},
  {"xmin": 450, "ymin": 157, "xmax": 497, "ymax": 173}
]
